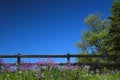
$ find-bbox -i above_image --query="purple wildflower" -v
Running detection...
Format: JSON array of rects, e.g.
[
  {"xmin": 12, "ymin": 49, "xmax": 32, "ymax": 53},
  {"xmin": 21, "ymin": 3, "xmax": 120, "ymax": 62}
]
[
  {"xmin": 84, "ymin": 65, "xmax": 90, "ymax": 70},
  {"xmin": 64, "ymin": 63, "xmax": 78, "ymax": 70},
  {"xmin": 45, "ymin": 58, "xmax": 57, "ymax": 69},
  {"xmin": 2, "ymin": 63, "xmax": 11, "ymax": 72},
  {"xmin": 19, "ymin": 62, "xmax": 33, "ymax": 70}
]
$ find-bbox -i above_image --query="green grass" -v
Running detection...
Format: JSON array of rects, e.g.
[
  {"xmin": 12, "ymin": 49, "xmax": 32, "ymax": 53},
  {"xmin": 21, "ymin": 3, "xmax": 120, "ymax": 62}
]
[{"xmin": 0, "ymin": 67, "xmax": 120, "ymax": 80}]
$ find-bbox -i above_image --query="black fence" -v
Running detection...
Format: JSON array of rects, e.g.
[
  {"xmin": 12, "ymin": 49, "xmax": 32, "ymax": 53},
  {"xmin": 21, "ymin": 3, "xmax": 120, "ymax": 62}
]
[{"xmin": 0, "ymin": 53, "xmax": 120, "ymax": 67}]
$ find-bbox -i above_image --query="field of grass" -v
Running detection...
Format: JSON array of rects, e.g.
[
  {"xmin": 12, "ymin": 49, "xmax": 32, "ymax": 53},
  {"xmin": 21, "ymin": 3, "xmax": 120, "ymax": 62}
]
[{"xmin": 0, "ymin": 58, "xmax": 120, "ymax": 80}]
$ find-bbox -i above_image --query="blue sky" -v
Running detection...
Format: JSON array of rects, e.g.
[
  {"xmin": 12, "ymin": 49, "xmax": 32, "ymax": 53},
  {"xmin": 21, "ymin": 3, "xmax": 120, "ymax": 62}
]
[{"xmin": 0, "ymin": 0, "xmax": 113, "ymax": 63}]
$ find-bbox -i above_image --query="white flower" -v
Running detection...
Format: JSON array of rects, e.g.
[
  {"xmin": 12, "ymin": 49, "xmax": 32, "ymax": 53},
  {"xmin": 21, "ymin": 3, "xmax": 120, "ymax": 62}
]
[
  {"xmin": 19, "ymin": 70, "xmax": 22, "ymax": 74},
  {"xmin": 7, "ymin": 74, "xmax": 9, "ymax": 77}
]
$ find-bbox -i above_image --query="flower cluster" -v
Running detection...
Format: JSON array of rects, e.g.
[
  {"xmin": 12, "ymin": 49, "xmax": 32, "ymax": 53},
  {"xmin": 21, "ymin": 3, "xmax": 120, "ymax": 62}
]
[
  {"xmin": 36, "ymin": 58, "xmax": 57, "ymax": 69},
  {"xmin": 0, "ymin": 59, "xmax": 11, "ymax": 72},
  {"xmin": 64, "ymin": 63, "xmax": 78, "ymax": 70},
  {"xmin": 19, "ymin": 62, "xmax": 33, "ymax": 70}
]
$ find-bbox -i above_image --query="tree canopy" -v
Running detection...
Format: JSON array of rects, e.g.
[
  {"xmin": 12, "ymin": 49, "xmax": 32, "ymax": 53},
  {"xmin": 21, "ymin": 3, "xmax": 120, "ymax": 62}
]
[
  {"xmin": 108, "ymin": 0, "xmax": 120, "ymax": 54},
  {"xmin": 107, "ymin": 0, "xmax": 120, "ymax": 62},
  {"xmin": 76, "ymin": 0, "xmax": 120, "ymax": 63},
  {"xmin": 76, "ymin": 13, "xmax": 109, "ymax": 62}
]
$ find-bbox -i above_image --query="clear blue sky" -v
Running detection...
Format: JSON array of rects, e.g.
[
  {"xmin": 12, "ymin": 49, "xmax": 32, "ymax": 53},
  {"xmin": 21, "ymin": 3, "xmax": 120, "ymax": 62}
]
[{"xmin": 0, "ymin": 0, "xmax": 113, "ymax": 63}]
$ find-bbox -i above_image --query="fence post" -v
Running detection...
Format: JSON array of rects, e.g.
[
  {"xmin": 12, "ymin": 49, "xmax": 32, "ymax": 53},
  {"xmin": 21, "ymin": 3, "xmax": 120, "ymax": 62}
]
[
  {"xmin": 17, "ymin": 53, "xmax": 21, "ymax": 65},
  {"xmin": 67, "ymin": 53, "xmax": 70, "ymax": 64}
]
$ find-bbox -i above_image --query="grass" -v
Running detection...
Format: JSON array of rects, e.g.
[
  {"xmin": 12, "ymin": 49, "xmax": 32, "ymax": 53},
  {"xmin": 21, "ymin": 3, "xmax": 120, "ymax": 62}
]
[{"xmin": 0, "ymin": 58, "xmax": 120, "ymax": 80}]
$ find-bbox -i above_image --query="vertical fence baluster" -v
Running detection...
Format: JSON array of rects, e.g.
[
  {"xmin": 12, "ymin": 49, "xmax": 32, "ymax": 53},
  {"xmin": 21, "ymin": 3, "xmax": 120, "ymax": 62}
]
[
  {"xmin": 67, "ymin": 53, "xmax": 70, "ymax": 64},
  {"xmin": 17, "ymin": 53, "xmax": 21, "ymax": 65}
]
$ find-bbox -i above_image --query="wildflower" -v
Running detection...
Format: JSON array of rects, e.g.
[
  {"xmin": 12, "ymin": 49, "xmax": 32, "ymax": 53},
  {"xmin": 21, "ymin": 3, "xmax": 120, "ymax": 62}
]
[
  {"xmin": 46, "ymin": 58, "xmax": 57, "ymax": 67},
  {"xmin": 84, "ymin": 65, "xmax": 90, "ymax": 70},
  {"xmin": 90, "ymin": 71, "xmax": 94, "ymax": 74},
  {"xmin": 84, "ymin": 65, "xmax": 90, "ymax": 73},
  {"xmin": 64, "ymin": 63, "xmax": 78, "ymax": 70},
  {"xmin": 83, "ymin": 73, "xmax": 89, "ymax": 77},
  {"xmin": 19, "ymin": 70, "xmax": 22, "ymax": 74},
  {"xmin": 7, "ymin": 74, "xmax": 9, "ymax": 77},
  {"xmin": 35, "ymin": 69, "xmax": 45, "ymax": 79},
  {"xmin": 36, "ymin": 59, "xmax": 44, "ymax": 66},
  {"xmin": 1, "ymin": 63, "xmax": 11, "ymax": 72},
  {"xmin": 19, "ymin": 62, "xmax": 33, "ymax": 70},
  {"xmin": 112, "ymin": 69, "xmax": 116, "ymax": 74}
]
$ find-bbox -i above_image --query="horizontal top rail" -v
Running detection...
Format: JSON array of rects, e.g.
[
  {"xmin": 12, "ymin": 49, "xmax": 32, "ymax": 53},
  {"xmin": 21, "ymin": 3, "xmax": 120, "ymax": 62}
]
[
  {"xmin": 69, "ymin": 54, "xmax": 120, "ymax": 57},
  {"xmin": 0, "ymin": 54, "xmax": 120, "ymax": 58},
  {"xmin": 0, "ymin": 54, "xmax": 67, "ymax": 58},
  {"xmin": 0, "ymin": 55, "xmax": 18, "ymax": 58}
]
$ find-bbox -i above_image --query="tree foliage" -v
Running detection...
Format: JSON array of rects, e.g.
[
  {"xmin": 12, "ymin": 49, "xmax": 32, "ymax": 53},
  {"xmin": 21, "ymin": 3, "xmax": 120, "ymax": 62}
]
[
  {"xmin": 108, "ymin": 0, "xmax": 120, "ymax": 54},
  {"xmin": 76, "ymin": 0, "xmax": 120, "ymax": 63},
  {"xmin": 107, "ymin": 0, "xmax": 120, "ymax": 62},
  {"xmin": 76, "ymin": 13, "xmax": 110, "ymax": 62}
]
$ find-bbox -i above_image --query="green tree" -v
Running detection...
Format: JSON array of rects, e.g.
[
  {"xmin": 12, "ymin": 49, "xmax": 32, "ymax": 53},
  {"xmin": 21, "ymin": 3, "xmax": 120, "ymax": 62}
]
[
  {"xmin": 107, "ymin": 0, "xmax": 120, "ymax": 62},
  {"xmin": 76, "ymin": 13, "xmax": 110, "ymax": 62}
]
